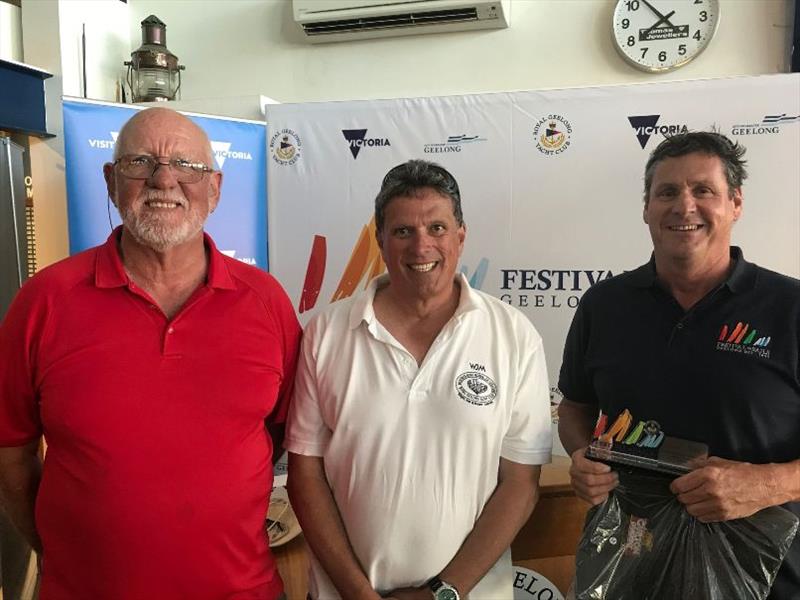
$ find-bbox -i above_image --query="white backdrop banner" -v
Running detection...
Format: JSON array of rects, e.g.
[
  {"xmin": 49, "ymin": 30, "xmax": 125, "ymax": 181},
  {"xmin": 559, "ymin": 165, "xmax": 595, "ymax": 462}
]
[{"xmin": 266, "ymin": 74, "xmax": 800, "ymax": 454}]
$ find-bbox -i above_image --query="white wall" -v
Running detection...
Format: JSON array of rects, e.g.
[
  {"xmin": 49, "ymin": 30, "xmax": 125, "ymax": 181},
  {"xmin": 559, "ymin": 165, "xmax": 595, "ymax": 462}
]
[
  {"xmin": 0, "ymin": 1, "xmax": 23, "ymax": 62},
  {"xmin": 126, "ymin": 0, "xmax": 795, "ymax": 103},
  {"xmin": 58, "ymin": 0, "xmax": 130, "ymax": 100}
]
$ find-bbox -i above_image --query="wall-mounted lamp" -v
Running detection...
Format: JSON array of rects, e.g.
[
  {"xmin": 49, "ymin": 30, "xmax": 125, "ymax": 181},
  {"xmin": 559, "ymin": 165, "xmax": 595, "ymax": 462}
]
[{"xmin": 125, "ymin": 15, "xmax": 185, "ymax": 103}]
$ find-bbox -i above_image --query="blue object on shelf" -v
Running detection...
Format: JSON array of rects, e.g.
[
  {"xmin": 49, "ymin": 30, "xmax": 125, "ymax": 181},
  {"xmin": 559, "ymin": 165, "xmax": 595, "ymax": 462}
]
[{"xmin": 0, "ymin": 58, "xmax": 54, "ymax": 138}]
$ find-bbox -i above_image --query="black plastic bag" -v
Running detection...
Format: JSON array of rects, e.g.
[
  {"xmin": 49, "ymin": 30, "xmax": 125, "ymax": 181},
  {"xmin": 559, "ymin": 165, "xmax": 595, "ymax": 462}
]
[{"xmin": 574, "ymin": 469, "xmax": 799, "ymax": 600}]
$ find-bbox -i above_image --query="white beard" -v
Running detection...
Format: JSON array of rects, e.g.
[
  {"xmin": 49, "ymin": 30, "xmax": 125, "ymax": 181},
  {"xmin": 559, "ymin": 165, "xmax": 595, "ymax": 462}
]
[{"xmin": 119, "ymin": 190, "xmax": 209, "ymax": 251}]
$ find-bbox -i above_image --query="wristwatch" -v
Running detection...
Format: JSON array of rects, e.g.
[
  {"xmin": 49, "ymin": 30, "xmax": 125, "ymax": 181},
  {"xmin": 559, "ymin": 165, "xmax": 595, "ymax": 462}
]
[{"xmin": 428, "ymin": 576, "xmax": 460, "ymax": 600}]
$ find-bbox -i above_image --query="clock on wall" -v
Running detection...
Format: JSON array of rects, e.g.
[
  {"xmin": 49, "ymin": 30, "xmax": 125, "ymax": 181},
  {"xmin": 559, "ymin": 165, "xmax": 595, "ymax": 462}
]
[{"xmin": 612, "ymin": 0, "xmax": 720, "ymax": 73}]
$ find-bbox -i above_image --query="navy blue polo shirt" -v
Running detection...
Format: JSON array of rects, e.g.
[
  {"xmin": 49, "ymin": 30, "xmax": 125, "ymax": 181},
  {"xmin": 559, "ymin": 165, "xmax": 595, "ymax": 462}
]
[{"xmin": 559, "ymin": 247, "xmax": 800, "ymax": 599}]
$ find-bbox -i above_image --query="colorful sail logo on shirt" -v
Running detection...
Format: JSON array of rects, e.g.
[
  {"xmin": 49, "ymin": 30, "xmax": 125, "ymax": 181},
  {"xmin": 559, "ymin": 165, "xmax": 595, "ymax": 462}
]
[
  {"xmin": 717, "ymin": 322, "xmax": 770, "ymax": 347},
  {"xmin": 716, "ymin": 321, "xmax": 771, "ymax": 359},
  {"xmin": 296, "ymin": 219, "xmax": 489, "ymax": 314}
]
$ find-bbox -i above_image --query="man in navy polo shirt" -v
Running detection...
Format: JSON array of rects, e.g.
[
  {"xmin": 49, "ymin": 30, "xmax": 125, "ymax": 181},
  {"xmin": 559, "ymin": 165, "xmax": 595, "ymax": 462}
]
[{"xmin": 558, "ymin": 131, "xmax": 800, "ymax": 599}]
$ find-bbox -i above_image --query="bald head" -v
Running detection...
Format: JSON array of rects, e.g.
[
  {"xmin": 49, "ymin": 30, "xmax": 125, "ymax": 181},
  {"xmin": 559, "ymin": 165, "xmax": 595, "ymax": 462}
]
[
  {"xmin": 103, "ymin": 106, "xmax": 223, "ymax": 253},
  {"xmin": 113, "ymin": 107, "xmax": 214, "ymax": 166}
]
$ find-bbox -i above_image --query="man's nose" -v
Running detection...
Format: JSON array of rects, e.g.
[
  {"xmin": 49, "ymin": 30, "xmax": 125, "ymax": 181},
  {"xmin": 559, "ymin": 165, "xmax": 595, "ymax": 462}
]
[
  {"xmin": 674, "ymin": 188, "xmax": 697, "ymax": 214},
  {"xmin": 410, "ymin": 231, "xmax": 434, "ymax": 251},
  {"xmin": 147, "ymin": 159, "xmax": 179, "ymax": 188}
]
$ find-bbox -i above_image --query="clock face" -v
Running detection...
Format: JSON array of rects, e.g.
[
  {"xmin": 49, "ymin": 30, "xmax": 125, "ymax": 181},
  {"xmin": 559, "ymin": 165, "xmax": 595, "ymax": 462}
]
[{"xmin": 612, "ymin": 0, "xmax": 720, "ymax": 72}]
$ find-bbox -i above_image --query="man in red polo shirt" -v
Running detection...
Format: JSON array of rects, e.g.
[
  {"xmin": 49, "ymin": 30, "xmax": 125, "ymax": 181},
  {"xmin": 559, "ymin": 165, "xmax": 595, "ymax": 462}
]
[{"xmin": 0, "ymin": 108, "xmax": 300, "ymax": 599}]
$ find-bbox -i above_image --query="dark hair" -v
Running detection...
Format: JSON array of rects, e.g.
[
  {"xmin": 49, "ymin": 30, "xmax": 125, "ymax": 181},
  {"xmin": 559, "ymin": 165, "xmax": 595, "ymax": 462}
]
[
  {"xmin": 374, "ymin": 160, "xmax": 463, "ymax": 233},
  {"xmin": 643, "ymin": 131, "xmax": 747, "ymax": 202}
]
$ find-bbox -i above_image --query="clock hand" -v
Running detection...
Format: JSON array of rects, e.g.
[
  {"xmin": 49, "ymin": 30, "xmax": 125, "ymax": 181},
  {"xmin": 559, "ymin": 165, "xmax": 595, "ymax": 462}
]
[
  {"xmin": 642, "ymin": 10, "xmax": 677, "ymax": 37},
  {"xmin": 641, "ymin": 0, "xmax": 677, "ymax": 27}
]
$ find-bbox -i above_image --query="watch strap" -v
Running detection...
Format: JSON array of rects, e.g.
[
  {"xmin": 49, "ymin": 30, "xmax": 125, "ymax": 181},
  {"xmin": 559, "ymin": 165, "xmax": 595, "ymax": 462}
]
[
  {"xmin": 428, "ymin": 576, "xmax": 444, "ymax": 592},
  {"xmin": 427, "ymin": 576, "xmax": 460, "ymax": 600}
]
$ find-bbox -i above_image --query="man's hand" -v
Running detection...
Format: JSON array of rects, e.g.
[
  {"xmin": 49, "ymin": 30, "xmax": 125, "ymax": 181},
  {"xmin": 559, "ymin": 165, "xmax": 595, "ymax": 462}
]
[
  {"xmin": 569, "ymin": 446, "xmax": 618, "ymax": 505},
  {"xmin": 670, "ymin": 457, "xmax": 787, "ymax": 522}
]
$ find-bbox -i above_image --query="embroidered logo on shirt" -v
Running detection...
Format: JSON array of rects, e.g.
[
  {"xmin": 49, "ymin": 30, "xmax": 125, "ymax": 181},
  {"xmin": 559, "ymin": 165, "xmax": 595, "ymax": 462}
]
[
  {"xmin": 454, "ymin": 363, "xmax": 498, "ymax": 406},
  {"xmin": 715, "ymin": 321, "xmax": 771, "ymax": 359}
]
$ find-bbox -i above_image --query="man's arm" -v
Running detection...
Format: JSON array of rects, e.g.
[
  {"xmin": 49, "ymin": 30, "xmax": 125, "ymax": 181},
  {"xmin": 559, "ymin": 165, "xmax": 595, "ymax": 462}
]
[
  {"xmin": 671, "ymin": 457, "xmax": 800, "ymax": 522},
  {"xmin": 388, "ymin": 458, "xmax": 541, "ymax": 600},
  {"xmin": 0, "ymin": 440, "xmax": 43, "ymax": 553},
  {"xmin": 287, "ymin": 452, "xmax": 381, "ymax": 600},
  {"xmin": 558, "ymin": 398, "xmax": 618, "ymax": 505},
  {"xmin": 557, "ymin": 398, "xmax": 596, "ymax": 456}
]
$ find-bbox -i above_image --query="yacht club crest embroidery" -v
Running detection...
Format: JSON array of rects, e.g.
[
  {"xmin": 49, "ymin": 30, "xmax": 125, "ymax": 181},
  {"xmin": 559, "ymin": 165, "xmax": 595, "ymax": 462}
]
[{"xmin": 454, "ymin": 368, "xmax": 498, "ymax": 406}]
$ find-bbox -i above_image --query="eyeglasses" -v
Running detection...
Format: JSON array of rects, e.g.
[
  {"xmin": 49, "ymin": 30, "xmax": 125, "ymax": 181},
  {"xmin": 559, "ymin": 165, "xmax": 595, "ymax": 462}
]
[{"xmin": 112, "ymin": 154, "xmax": 214, "ymax": 183}]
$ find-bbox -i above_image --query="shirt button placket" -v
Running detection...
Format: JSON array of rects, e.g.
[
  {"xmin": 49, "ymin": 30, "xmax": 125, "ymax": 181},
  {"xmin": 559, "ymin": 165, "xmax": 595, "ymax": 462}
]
[
  {"xmin": 163, "ymin": 325, "xmax": 175, "ymax": 355},
  {"xmin": 405, "ymin": 355, "xmax": 422, "ymax": 399}
]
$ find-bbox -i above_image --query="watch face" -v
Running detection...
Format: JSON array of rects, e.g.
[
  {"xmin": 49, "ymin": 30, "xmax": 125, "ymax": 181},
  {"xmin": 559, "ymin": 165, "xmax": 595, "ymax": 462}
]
[
  {"xmin": 612, "ymin": 0, "xmax": 720, "ymax": 72},
  {"xmin": 436, "ymin": 590, "xmax": 458, "ymax": 600}
]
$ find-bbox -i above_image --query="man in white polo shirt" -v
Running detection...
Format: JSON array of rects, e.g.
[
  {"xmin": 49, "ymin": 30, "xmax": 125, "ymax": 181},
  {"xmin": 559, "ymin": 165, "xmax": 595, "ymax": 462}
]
[{"xmin": 285, "ymin": 160, "xmax": 552, "ymax": 600}]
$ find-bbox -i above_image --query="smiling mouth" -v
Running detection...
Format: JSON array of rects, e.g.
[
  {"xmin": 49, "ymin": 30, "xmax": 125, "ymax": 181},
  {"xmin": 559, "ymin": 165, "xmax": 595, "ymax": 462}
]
[
  {"xmin": 144, "ymin": 201, "xmax": 183, "ymax": 209},
  {"xmin": 668, "ymin": 224, "xmax": 703, "ymax": 232},
  {"xmin": 408, "ymin": 261, "xmax": 437, "ymax": 272}
]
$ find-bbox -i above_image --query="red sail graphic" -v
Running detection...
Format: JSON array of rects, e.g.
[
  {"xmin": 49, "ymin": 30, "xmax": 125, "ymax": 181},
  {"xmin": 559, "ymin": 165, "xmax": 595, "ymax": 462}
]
[
  {"xmin": 727, "ymin": 322, "xmax": 744, "ymax": 343},
  {"xmin": 299, "ymin": 235, "xmax": 327, "ymax": 313}
]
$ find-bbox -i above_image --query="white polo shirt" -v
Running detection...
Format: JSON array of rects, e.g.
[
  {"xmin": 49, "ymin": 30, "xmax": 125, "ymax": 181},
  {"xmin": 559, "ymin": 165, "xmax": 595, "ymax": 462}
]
[{"xmin": 285, "ymin": 274, "xmax": 552, "ymax": 599}]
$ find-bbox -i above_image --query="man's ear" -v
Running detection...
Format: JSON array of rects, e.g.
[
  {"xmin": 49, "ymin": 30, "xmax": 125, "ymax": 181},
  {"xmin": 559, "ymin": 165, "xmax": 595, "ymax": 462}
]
[
  {"xmin": 207, "ymin": 171, "xmax": 222, "ymax": 213},
  {"xmin": 731, "ymin": 187, "xmax": 743, "ymax": 221},
  {"xmin": 103, "ymin": 162, "xmax": 117, "ymax": 204}
]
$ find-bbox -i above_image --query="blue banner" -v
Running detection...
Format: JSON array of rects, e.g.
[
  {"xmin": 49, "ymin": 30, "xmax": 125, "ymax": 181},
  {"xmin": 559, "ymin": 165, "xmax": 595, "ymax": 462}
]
[{"xmin": 63, "ymin": 98, "xmax": 268, "ymax": 269}]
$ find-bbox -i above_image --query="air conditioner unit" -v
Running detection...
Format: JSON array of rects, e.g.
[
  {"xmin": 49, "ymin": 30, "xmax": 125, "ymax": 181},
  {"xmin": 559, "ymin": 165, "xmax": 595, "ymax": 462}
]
[{"xmin": 293, "ymin": 0, "xmax": 510, "ymax": 43}]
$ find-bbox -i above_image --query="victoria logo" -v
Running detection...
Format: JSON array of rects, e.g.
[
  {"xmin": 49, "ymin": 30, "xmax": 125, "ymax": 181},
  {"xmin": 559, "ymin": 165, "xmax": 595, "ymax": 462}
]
[
  {"xmin": 628, "ymin": 115, "xmax": 688, "ymax": 149},
  {"xmin": 210, "ymin": 140, "xmax": 253, "ymax": 169},
  {"xmin": 342, "ymin": 129, "xmax": 391, "ymax": 159},
  {"xmin": 454, "ymin": 363, "xmax": 497, "ymax": 406}
]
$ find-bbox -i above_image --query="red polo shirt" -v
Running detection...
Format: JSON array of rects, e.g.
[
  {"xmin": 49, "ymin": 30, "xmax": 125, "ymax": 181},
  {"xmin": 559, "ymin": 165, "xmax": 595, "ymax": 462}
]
[{"xmin": 0, "ymin": 229, "xmax": 301, "ymax": 600}]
